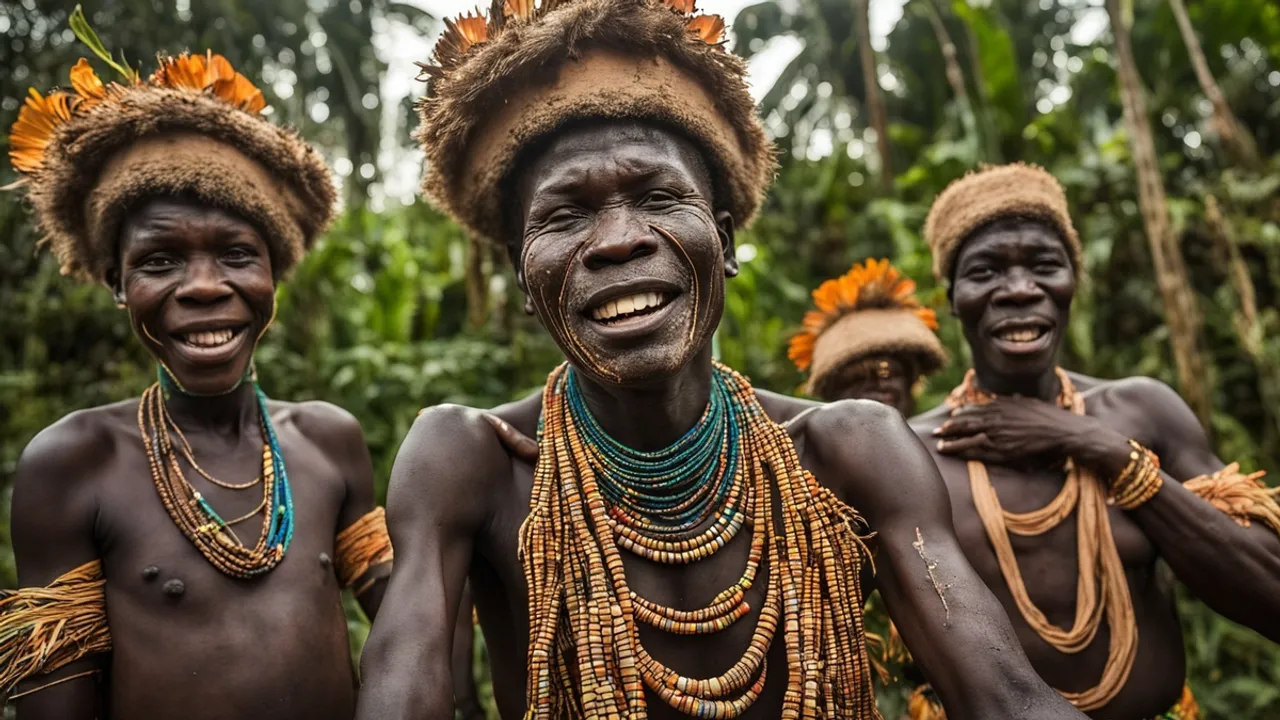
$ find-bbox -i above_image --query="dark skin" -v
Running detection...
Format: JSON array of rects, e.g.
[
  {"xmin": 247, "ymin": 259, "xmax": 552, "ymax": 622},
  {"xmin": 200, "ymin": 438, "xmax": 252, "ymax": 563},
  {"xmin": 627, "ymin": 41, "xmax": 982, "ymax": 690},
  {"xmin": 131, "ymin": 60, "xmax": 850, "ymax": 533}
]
[
  {"xmin": 357, "ymin": 122, "xmax": 1084, "ymax": 720},
  {"xmin": 818, "ymin": 353, "xmax": 919, "ymax": 415},
  {"xmin": 910, "ymin": 219, "xmax": 1280, "ymax": 718},
  {"xmin": 10, "ymin": 198, "xmax": 389, "ymax": 720}
]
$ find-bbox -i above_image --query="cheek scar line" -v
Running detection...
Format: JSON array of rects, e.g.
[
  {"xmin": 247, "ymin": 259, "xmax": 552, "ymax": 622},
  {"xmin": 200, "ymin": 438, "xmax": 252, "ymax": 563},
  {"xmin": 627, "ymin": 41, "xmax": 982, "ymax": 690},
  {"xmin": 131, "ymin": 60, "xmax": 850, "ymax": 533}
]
[{"xmin": 913, "ymin": 527, "xmax": 951, "ymax": 626}]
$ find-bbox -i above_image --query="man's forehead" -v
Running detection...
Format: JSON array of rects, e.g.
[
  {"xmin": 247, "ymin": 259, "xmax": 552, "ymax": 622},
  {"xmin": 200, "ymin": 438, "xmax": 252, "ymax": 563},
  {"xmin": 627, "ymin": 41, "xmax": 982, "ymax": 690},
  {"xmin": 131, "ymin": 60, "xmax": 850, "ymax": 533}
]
[
  {"xmin": 959, "ymin": 219, "xmax": 1068, "ymax": 259},
  {"xmin": 528, "ymin": 123, "xmax": 709, "ymax": 190}
]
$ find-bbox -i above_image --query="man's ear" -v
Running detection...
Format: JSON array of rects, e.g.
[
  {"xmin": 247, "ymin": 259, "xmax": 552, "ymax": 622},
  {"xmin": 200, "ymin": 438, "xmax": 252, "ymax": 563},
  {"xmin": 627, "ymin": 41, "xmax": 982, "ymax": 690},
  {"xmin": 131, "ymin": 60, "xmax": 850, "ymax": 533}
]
[
  {"xmin": 715, "ymin": 211, "xmax": 738, "ymax": 278},
  {"xmin": 107, "ymin": 268, "xmax": 126, "ymax": 307}
]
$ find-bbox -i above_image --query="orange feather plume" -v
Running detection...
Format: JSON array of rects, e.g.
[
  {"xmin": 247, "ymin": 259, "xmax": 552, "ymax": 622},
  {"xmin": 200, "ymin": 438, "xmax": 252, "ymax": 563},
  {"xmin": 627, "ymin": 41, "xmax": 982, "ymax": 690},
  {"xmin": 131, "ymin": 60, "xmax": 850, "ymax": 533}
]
[
  {"xmin": 788, "ymin": 258, "xmax": 939, "ymax": 372},
  {"xmin": 9, "ymin": 51, "xmax": 266, "ymax": 176}
]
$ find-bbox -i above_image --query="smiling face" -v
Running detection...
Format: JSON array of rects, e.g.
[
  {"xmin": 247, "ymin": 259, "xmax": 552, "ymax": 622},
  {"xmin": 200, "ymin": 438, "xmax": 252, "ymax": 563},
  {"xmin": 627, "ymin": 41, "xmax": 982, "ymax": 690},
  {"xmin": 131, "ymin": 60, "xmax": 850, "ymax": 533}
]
[
  {"xmin": 514, "ymin": 121, "xmax": 736, "ymax": 386},
  {"xmin": 820, "ymin": 354, "xmax": 917, "ymax": 414},
  {"xmin": 950, "ymin": 218, "xmax": 1075, "ymax": 379},
  {"xmin": 115, "ymin": 197, "xmax": 275, "ymax": 396}
]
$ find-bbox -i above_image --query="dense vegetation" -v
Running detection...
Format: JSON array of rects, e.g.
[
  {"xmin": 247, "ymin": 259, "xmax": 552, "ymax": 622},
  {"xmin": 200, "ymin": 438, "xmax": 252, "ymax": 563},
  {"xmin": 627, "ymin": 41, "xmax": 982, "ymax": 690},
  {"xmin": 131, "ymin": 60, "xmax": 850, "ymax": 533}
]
[{"xmin": 3, "ymin": 0, "xmax": 1279, "ymax": 717}]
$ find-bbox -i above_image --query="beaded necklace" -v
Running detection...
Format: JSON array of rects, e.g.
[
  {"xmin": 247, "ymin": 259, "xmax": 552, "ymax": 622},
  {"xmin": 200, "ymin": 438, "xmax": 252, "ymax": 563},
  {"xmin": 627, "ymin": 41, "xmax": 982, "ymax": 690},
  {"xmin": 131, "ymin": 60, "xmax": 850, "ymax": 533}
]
[
  {"xmin": 520, "ymin": 361, "xmax": 880, "ymax": 719},
  {"xmin": 948, "ymin": 369, "xmax": 1136, "ymax": 711},
  {"xmin": 138, "ymin": 366, "xmax": 295, "ymax": 578}
]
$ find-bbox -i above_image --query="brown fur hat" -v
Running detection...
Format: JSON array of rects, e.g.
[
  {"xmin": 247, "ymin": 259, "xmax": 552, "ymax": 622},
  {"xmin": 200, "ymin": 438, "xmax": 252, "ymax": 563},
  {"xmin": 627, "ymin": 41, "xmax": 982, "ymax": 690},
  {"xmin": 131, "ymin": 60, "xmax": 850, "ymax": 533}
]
[
  {"xmin": 13, "ymin": 60, "xmax": 335, "ymax": 284},
  {"xmin": 923, "ymin": 163, "xmax": 1082, "ymax": 284},
  {"xmin": 414, "ymin": 0, "xmax": 774, "ymax": 247},
  {"xmin": 788, "ymin": 258, "xmax": 946, "ymax": 397}
]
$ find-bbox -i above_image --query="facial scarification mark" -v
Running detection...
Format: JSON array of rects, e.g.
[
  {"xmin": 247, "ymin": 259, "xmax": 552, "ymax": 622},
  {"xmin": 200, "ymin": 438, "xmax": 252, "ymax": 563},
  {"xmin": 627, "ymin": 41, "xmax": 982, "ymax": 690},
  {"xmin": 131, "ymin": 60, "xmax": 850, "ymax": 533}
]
[{"xmin": 913, "ymin": 527, "xmax": 950, "ymax": 625}]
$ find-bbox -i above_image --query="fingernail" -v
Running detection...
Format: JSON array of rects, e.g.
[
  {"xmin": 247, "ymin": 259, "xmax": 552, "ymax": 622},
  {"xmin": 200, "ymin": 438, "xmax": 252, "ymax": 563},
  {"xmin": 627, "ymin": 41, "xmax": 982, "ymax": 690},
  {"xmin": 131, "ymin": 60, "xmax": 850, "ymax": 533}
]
[{"xmin": 936, "ymin": 440, "xmax": 945, "ymax": 451}]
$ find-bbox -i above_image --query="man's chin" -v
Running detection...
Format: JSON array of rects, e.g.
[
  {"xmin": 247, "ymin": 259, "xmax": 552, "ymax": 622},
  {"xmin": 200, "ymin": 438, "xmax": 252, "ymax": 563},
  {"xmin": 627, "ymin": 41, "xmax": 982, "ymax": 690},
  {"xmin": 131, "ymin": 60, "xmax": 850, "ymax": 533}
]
[{"xmin": 159, "ymin": 356, "xmax": 254, "ymax": 397}]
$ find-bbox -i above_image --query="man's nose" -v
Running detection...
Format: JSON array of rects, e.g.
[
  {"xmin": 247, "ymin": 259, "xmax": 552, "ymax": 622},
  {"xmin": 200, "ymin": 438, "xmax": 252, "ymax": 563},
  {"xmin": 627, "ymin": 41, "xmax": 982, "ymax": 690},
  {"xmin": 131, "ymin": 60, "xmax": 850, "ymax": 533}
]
[
  {"xmin": 991, "ymin": 268, "xmax": 1045, "ymax": 306},
  {"xmin": 175, "ymin": 256, "xmax": 234, "ymax": 304},
  {"xmin": 582, "ymin": 208, "xmax": 658, "ymax": 270}
]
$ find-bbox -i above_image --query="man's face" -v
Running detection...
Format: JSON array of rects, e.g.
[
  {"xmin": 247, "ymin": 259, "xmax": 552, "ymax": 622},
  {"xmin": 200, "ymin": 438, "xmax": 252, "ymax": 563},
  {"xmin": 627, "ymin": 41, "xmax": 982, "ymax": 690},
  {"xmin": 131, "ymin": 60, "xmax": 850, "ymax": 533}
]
[
  {"xmin": 515, "ymin": 122, "xmax": 736, "ymax": 386},
  {"xmin": 821, "ymin": 354, "xmax": 916, "ymax": 415},
  {"xmin": 950, "ymin": 219, "xmax": 1075, "ymax": 379},
  {"xmin": 116, "ymin": 197, "xmax": 275, "ymax": 396}
]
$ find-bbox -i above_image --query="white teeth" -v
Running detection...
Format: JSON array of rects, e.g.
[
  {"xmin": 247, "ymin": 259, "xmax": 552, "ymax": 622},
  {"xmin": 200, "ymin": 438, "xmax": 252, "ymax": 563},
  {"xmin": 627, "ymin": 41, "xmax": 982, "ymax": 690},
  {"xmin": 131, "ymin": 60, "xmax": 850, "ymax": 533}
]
[
  {"xmin": 184, "ymin": 328, "xmax": 237, "ymax": 347},
  {"xmin": 998, "ymin": 327, "xmax": 1044, "ymax": 343},
  {"xmin": 592, "ymin": 292, "xmax": 669, "ymax": 321}
]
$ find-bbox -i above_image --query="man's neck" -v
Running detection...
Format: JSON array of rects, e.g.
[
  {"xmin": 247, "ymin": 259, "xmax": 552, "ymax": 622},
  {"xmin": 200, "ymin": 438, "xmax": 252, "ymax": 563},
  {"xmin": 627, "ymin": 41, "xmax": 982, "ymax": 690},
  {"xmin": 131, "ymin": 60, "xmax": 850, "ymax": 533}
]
[
  {"xmin": 573, "ymin": 347, "xmax": 716, "ymax": 452},
  {"xmin": 162, "ymin": 380, "xmax": 261, "ymax": 437},
  {"xmin": 972, "ymin": 363, "xmax": 1061, "ymax": 402}
]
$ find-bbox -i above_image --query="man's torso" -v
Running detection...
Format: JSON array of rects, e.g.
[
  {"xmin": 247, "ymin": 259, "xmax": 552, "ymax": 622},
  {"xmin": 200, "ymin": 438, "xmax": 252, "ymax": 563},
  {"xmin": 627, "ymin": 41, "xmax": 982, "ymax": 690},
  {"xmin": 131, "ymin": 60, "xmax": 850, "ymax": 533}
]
[
  {"xmin": 471, "ymin": 388, "xmax": 879, "ymax": 720},
  {"xmin": 70, "ymin": 399, "xmax": 358, "ymax": 720},
  {"xmin": 910, "ymin": 373, "xmax": 1187, "ymax": 718}
]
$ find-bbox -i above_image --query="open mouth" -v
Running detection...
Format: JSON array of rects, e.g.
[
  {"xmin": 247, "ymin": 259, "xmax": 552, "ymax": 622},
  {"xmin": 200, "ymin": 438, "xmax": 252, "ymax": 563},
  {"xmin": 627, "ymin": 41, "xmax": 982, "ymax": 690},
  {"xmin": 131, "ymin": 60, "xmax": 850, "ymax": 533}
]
[
  {"xmin": 177, "ymin": 327, "xmax": 246, "ymax": 349},
  {"xmin": 588, "ymin": 291, "xmax": 676, "ymax": 326},
  {"xmin": 990, "ymin": 319, "xmax": 1054, "ymax": 354},
  {"xmin": 168, "ymin": 324, "xmax": 252, "ymax": 365}
]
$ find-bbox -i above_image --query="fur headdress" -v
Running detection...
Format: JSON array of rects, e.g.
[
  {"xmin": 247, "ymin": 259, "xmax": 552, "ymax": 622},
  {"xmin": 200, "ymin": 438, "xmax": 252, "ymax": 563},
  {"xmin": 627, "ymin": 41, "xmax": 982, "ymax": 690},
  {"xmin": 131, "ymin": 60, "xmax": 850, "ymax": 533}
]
[
  {"xmin": 789, "ymin": 258, "xmax": 946, "ymax": 398},
  {"xmin": 8, "ymin": 50, "xmax": 335, "ymax": 284},
  {"xmin": 414, "ymin": 0, "xmax": 775, "ymax": 247},
  {"xmin": 923, "ymin": 162, "xmax": 1082, "ymax": 284}
]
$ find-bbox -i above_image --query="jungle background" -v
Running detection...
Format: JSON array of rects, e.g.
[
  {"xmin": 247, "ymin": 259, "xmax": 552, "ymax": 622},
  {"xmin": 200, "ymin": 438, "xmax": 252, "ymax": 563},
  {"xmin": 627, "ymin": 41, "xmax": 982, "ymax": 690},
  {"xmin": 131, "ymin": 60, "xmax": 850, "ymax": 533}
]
[{"xmin": 2, "ymin": 0, "xmax": 1279, "ymax": 717}]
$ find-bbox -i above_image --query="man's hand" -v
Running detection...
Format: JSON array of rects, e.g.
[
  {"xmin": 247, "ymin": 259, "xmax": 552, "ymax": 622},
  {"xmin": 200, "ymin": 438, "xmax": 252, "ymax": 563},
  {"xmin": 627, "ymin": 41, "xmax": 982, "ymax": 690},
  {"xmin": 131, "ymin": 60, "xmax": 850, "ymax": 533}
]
[
  {"xmin": 484, "ymin": 413, "xmax": 538, "ymax": 462},
  {"xmin": 933, "ymin": 395, "xmax": 1129, "ymax": 475}
]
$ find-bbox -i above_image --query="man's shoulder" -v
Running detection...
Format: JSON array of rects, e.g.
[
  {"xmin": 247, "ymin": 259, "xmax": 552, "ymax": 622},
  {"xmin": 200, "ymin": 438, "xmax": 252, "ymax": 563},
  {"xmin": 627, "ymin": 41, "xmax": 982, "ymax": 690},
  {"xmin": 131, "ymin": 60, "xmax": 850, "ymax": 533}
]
[
  {"xmin": 392, "ymin": 394, "xmax": 541, "ymax": 495},
  {"xmin": 13, "ymin": 400, "xmax": 136, "ymax": 512},
  {"xmin": 1080, "ymin": 373, "xmax": 1200, "ymax": 437},
  {"xmin": 796, "ymin": 400, "xmax": 921, "ymax": 481},
  {"xmin": 276, "ymin": 399, "xmax": 366, "ymax": 453}
]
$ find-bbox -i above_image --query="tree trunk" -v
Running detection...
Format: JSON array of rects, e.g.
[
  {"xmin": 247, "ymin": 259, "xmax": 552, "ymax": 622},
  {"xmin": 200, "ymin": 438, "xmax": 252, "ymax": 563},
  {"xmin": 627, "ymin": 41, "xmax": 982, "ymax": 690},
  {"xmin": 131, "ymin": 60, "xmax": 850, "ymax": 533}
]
[
  {"xmin": 854, "ymin": 0, "xmax": 893, "ymax": 191},
  {"xmin": 1167, "ymin": 0, "xmax": 1259, "ymax": 167},
  {"xmin": 1106, "ymin": 0, "xmax": 1213, "ymax": 427},
  {"xmin": 921, "ymin": 0, "xmax": 980, "ymax": 157},
  {"xmin": 1205, "ymin": 195, "xmax": 1280, "ymax": 438}
]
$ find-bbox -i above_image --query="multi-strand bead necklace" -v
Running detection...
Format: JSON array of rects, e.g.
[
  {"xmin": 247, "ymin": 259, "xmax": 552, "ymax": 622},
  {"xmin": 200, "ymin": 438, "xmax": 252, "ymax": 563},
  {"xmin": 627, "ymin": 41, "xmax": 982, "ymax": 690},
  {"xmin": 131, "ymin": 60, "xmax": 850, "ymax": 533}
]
[
  {"xmin": 520, "ymin": 361, "xmax": 880, "ymax": 719},
  {"xmin": 138, "ymin": 368, "xmax": 295, "ymax": 578},
  {"xmin": 948, "ymin": 368, "xmax": 1136, "ymax": 711}
]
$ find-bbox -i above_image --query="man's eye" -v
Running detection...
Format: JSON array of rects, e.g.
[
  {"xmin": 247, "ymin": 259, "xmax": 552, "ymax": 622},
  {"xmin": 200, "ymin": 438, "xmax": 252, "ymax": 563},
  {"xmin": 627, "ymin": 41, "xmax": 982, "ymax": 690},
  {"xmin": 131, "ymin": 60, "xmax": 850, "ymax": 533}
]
[
  {"xmin": 641, "ymin": 190, "xmax": 677, "ymax": 206},
  {"xmin": 140, "ymin": 256, "xmax": 177, "ymax": 270},
  {"xmin": 1033, "ymin": 262, "xmax": 1063, "ymax": 273},
  {"xmin": 966, "ymin": 266, "xmax": 995, "ymax": 279},
  {"xmin": 224, "ymin": 247, "xmax": 255, "ymax": 263}
]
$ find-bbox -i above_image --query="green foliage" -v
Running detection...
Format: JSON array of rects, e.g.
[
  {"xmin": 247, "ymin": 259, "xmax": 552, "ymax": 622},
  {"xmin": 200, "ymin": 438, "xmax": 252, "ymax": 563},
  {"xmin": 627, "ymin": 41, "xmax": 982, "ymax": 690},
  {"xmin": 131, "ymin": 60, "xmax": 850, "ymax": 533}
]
[{"xmin": 3, "ymin": 0, "xmax": 1280, "ymax": 717}]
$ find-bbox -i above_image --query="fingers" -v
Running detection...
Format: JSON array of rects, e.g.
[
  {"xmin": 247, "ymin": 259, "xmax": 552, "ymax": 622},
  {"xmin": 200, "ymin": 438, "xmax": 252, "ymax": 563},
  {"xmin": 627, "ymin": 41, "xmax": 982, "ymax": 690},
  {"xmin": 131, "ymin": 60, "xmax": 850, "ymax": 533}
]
[
  {"xmin": 933, "ymin": 415, "xmax": 987, "ymax": 438},
  {"xmin": 935, "ymin": 432, "xmax": 991, "ymax": 456},
  {"xmin": 483, "ymin": 413, "xmax": 539, "ymax": 462}
]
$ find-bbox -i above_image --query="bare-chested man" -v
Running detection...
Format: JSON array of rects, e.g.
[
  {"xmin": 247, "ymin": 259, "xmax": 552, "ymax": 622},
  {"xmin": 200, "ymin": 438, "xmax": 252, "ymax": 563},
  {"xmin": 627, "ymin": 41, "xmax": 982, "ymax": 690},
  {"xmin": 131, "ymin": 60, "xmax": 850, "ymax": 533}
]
[
  {"xmin": 909, "ymin": 162, "xmax": 1280, "ymax": 719},
  {"xmin": 357, "ymin": 2, "xmax": 1084, "ymax": 718},
  {"xmin": 3, "ymin": 52, "xmax": 393, "ymax": 719},
  {"xmin": 789, "ymin": 258, "xmax": 947, "ymax": 415}
]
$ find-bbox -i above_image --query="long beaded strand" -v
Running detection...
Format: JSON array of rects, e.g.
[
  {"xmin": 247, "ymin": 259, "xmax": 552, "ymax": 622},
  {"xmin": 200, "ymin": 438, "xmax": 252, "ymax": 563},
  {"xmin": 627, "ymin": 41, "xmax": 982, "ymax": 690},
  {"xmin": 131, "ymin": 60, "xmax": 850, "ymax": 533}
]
[
  {"xmin": 518, "ymin": 361, "xmax": 881, "ymax": 719},
  {"xmin": 138, "ymin": 368, "xmax": 295, "ymax": 578}
]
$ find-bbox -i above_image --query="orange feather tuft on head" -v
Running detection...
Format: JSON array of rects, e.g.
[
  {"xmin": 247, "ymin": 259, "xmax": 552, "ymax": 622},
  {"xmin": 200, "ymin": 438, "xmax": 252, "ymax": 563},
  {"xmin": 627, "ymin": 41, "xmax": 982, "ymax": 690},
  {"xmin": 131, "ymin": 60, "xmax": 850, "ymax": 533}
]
[{"xmin": 788, "ymin": 258, "xmax": 938, "ymax": 372}]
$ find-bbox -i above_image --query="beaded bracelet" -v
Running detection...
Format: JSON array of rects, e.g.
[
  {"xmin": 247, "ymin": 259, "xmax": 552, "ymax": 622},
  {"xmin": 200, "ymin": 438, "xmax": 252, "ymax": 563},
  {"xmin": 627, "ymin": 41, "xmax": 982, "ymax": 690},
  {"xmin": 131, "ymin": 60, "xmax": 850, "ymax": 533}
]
[{"xmin": 1110, "ymin": 440, "xmax": 1163, "ymax": 510}]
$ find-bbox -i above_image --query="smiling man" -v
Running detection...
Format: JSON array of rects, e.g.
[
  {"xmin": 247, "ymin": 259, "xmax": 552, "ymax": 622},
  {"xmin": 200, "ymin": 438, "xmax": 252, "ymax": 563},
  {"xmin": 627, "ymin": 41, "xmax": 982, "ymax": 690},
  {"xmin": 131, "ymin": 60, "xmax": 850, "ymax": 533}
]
[
  {"xmin": 356, "ymin": 2, "xmax": 1084, "ymax": 719},
  {"xmin": 2, "ymin": 53, "xmax": 394, "ymax": 719},
  {"xmin": 909, "ymin": 163, "xmax": 1280, "ymax": 719}
]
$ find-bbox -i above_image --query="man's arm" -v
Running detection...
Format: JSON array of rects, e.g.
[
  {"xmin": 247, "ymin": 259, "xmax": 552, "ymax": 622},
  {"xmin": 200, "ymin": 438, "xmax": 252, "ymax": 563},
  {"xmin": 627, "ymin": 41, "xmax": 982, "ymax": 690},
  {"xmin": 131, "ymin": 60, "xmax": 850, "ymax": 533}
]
[
  {"xmin": 9, "ymin": 417, "xmax": 107, "ymax": 720},
  {"xmin": 355, "ymin": 405, "xmax": 506, "ymax": 720},
  {"xmin": 807, "ymin": 401, "xmax": 1084, "ymax": 720},
  {"xmin": 1108, "ymin": 380, "xmax": 1280, "ymax": 639},
  {"xmin": 301, "ymin": 402, "xmax": 391, "ymax": 619},
  {"xmin": 936, "ymin": 377, "xmax": 1280, "ymax": 640}
]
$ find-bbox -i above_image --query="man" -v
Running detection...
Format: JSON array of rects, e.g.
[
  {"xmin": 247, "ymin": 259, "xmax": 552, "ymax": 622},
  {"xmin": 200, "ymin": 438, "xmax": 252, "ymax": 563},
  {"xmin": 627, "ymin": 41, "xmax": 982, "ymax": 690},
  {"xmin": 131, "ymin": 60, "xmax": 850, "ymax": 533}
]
[
  {"xmin": 909, "ymin": 162, "xmax": 1280, "ymax": 719},
  {"xmin": 3, "ymin": 51, "xmax": 394, "ymax": 718},
  {"xmin": 358, "ymin": 2, "xmax": 1084, "ymax": 718},
  {"xmin": 789, "ymin": 258, "xmax": 946, "ymax": 415}
]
